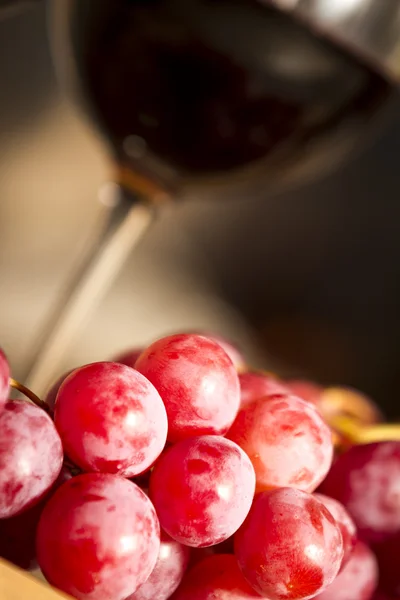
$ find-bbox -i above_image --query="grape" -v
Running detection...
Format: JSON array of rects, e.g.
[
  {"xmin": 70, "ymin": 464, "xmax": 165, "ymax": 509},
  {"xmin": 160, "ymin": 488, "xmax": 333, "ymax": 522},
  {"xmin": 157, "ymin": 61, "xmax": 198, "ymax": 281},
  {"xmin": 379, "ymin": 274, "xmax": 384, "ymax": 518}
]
[
  {"xmin": 149, "ymin": 435, "xmax": 255, "ymax": 547},
  {"xmin": 36, "ymin": 473, "xmax": 160, "ymax": 600},
  {"xmin": 204, "ymin": 334, "xmax": 246, "ymax": 372},
  {"xmin": 135, "ymin": 334, "xmax": 240, "ymax": 442},
  {"xmin": 313, "ymin": 540, "xmax": 378, "ymax": 600},
  {"xmin": 127, "ymin": 530, "xmax": 190, "ymax": 600},
  {"xmin": 239, "ymin": 372, "xmax": 291, "ymax": 409},
  {"xmin": 234, "ymin": 488, "xmax": 344, "ymax": 600},
  {"xmin": 0, "ymin": 347, "xmax": 10, "ymax": 411},
  {"xmin": 182, "ymin": 331, "xmax": 246, "ymax": 372},
  {"xmin": 0, "ymin": 400, "xmax": 63, "ymax": 518},
  {"xmin": 227, "ymin": 394, "xmax": 333, "ymax": 492},
  {"xmin": 44, "ymin": 369, "xmax": 73, "ymax": 412},
  {"xmin": 117, "ymin": 334, "xmax": 246, "ymax": 371},
  {"xmin": 284, "ymin": 380, "xmax": 322, "ymax": 405},
  {"xmin": 54, "ymin": 362, "xmax": 168, "ymax": 477},
  {"xmin": 171, "ymin": 554, "xmax": 261, "ymax": 599},
  {"xmin": 314, "ymin": 494, "xmax": 357, "ymax": 569},
  {"xmin": 114, "ymin": 348, "xmax": 144, "ymax": 368},
  {"xmin": 319, "ymin": 441, "xmax": 400, "ymax": 543}
]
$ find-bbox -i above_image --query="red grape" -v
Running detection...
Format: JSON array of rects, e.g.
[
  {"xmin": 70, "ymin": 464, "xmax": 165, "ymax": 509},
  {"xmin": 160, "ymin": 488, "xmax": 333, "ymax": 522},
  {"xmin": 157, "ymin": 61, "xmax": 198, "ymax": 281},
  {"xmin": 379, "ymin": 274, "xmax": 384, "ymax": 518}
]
[
  {"xmin": 44, "ymin": 369, "xmax": 73, "ymax": 412},
  {"xmin": 227, "ymin": 394, "xmax": 333, "ymax": 492},
  {"xmin": 114, "ymin": 348, "xmax": 144, "ymax": 368},
  {"xmin": 284, "ymin": 380, "xmax": 322, "ymax": 405},
  {"xmin": 239, "ymin": 372, "xmax": 291, "ymax": 409},
  {"xmin": 149, "ymin": 435, "xmax": 255, "ymax": 547},
  {"xmin": 135, "ymin": 334, "xmax": 240, "ymax": 442},
  {"xmin": 319, "ymin": 441, "xmax": 400, "ymax": 543},
  {"xmin": 314, "ymin": 493, "xmax": 357, "ymax": 569},
  {"xmin": 171, "ymin": 554, "xmax": 261, "ymax": 599},
  {"xmin": 37, "ymin": 473, "xmax": 160, "ymax": 600},
  {"xmin": 205, "ymin": 334, "xmax": 246, "ymax": 372},
  {"xmin": 0, "ymin": 347, "xmax": 10, "ymax": 411},
  {"xmin": 234, "ymin": 488, "xmax": 344, "ymax": 600},
  {"xmin": 54, "ymin": 362, "xmax": 168, "ymax": 477},
  {"xmin": 127, "ymin": 530, "xmax": 190, "ymax": 600},
  {"xmin": 313, "ymin": 540, "xmax": 378, "ymax": 600},
  {"xmin": 182, "ymin": 331, "xmax": 246, "ymax": 371},
  {"xmin": 0, "ymin": 400, "xmax": 63, "ymax": 518}
]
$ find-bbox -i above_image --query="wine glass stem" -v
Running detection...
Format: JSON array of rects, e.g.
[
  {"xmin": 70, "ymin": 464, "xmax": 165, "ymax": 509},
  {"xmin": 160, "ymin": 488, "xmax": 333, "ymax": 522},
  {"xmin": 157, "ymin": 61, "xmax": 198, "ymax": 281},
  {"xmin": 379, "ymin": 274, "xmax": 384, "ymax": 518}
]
[{"xmin": 24, "ymin": 188, "xmax": 155, "ymax": 395}]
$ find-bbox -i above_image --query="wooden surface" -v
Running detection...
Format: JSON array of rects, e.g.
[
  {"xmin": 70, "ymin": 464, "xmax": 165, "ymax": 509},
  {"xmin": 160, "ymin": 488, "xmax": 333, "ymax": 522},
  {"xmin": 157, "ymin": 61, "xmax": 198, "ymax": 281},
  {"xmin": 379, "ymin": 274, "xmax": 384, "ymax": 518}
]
[{"xmin": 0, "ymin": 558, "xmax": 72, "ymax": 600}]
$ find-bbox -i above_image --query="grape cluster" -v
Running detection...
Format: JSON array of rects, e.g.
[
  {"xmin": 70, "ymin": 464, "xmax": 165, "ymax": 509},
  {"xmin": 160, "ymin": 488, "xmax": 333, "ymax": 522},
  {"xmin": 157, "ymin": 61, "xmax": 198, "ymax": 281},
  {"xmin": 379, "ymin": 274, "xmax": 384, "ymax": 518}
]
[{"xmin": 0, "ymin": 332, "xmax": 399, "ymax": 600}]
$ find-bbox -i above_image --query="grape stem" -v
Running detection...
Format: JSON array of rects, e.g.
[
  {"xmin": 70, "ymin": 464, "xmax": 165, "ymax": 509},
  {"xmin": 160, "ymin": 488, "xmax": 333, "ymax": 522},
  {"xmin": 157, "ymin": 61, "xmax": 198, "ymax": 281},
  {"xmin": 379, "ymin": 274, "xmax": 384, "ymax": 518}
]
[
  {"xmin": 9, "ymin": 378, "xmax": 51, "ymax": 415},
  {"xmin": 331, "ymin": 415, "xmax": 400, "ymax": 444}
]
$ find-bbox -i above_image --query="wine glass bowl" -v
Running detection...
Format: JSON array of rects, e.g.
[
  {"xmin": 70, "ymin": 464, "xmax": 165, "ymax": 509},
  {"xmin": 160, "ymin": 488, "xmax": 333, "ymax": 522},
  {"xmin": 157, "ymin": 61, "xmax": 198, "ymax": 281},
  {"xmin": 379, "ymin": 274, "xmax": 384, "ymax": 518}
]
[{"xmin": 49, "ymin": 0, "xmax": 394, "ymax": 200}]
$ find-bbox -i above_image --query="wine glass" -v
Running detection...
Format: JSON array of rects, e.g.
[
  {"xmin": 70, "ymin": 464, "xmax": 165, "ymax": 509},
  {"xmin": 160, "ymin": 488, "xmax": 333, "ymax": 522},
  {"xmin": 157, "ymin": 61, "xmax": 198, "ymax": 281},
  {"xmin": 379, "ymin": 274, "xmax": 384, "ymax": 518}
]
[{"xmin": 25, "ymin": 0, "xmax": 397, "ymax": 391}]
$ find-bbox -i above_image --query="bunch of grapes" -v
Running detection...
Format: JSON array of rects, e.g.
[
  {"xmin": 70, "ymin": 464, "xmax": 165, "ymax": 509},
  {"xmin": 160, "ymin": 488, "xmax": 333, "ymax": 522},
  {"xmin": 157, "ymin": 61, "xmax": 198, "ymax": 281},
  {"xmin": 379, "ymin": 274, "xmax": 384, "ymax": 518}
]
[{"xmin": 0, "ymin": 333, "xmax": 399, "ymax": 600}]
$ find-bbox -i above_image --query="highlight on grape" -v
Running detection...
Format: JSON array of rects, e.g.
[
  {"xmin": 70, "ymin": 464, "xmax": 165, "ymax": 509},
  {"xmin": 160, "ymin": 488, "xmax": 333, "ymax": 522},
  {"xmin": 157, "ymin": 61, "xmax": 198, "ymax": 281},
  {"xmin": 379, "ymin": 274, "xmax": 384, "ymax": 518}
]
[{"xmin": 1, "ymin": 331, "xmax": 399, "ymax": 600}]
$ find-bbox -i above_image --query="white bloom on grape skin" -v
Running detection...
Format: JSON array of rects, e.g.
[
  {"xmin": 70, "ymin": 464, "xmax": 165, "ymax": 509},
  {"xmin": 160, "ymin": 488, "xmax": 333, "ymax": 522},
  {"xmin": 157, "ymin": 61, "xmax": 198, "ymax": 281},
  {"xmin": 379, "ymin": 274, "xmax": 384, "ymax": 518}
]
[
  {"xmin": 120, "ymin": 535, "xmax": 138, "ymax": 554},
  {"xmin": 304, "ymin": 543, "xmax": 324, "ymax": 562}
]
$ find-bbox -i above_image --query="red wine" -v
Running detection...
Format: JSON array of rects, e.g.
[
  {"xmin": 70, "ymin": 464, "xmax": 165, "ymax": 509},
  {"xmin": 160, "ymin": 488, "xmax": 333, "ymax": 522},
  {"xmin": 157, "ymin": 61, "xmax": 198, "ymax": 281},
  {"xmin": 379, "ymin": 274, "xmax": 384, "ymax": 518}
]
[{"xmin": 51, "ymin": 0, "xmax": 390, "ymax": 194}]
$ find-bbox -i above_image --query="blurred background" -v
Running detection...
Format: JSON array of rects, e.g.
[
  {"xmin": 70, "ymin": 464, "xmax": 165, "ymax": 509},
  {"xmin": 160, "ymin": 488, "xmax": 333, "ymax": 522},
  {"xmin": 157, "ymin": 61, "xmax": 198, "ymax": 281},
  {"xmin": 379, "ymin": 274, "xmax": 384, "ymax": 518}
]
[{"xmin": 1, "ymin": 3, "xmax": 400, "ymax": 414}]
